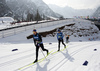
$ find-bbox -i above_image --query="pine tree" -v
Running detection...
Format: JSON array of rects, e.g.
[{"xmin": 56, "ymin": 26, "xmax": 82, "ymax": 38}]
[
  {"xmin": 22, "ymin": 13, "xmax": 24, "ymax": 22},
  {"xmin": 59, "ymin": 16, "xmax": 64, "ymax": 20},
  {"xmin": 42, "ymin": 14, "xmax": 45, "ymax": 20},
  {"xmin": 27, "ymin": 12, "xmax": 34, "ymax": 22},
  {"xmin": 0, "ymin": 0, "xmax": 13, "ymax": 17},
  {"xmin": 35, "ymin": 10, "xmax": 42, "ymax": 23},
  {"xmin": 27, "ymin": 13, "xmax": 31, "ymax": 22}
]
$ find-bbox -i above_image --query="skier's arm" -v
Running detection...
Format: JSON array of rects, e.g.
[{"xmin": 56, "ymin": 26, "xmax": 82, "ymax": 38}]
[
  {"xmin": 62, "ymin": 33, "xmax": 64, "ymax": 39},
  {"xmin": 33, "ymin": 38, "xmax": 37, "ymax": 46},
  {"xmin": 27, "ymin": 34, "xmax": 33, "ymax": 39},
  {"xmin": 38, "ymin": 34, "xmax": 42, "ymax": 42}
]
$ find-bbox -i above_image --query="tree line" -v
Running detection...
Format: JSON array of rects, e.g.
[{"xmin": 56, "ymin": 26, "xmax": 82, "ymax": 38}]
[{"xmin": 19, "ymin": 10, "xmax": 52, "ymax": 23}]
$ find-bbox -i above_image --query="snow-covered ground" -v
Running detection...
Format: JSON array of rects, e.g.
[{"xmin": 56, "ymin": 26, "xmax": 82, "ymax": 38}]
[
  {"xmin": 0, "ymin": 17, "xmax": 36, "ymax": 30},
  {"xmin": 0, "ymin": 17, "xmax": 49, "ymax": 30},
  {"xmin": 0, "ymin": 17, "xmax": 14, "ymax": 29},
  {"xmin": 0, "ymin": 17, "xmax": 14, "ymax": 23},
  {"xmin": 0, "ymin": 19, "xmax": 100, "ymax": 71}
]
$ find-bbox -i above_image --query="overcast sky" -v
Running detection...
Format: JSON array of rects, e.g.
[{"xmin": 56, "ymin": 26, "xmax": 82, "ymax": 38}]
[{"xmin": 43, "ymin": 0, "xmax": 100, "ymax": 9}]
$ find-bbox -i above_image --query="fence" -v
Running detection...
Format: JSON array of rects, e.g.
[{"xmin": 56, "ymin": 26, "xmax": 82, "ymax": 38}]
[{"xmin": 0, "ymin": 19, "xmax": 74, "ymax": 38}]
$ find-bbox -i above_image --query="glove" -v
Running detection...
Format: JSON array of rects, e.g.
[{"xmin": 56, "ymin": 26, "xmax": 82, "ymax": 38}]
[
  {"xmin": 36, "ymin": 41, "xmax": 40, "ymax": 46},
  {"xmin": 36, "ymin": 41, "xmax": 39, "ymax": 44}
]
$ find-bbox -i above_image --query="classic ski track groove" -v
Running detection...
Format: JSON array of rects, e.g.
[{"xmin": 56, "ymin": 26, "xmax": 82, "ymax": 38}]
[
  {"xmin": 49, "ymin": 43, "xmax": 99, "ymax": 71},
  {"xmin": 0, "ymin": 45, "xmax": 56, "ymax": 67},
  {"xmin": 14, "ymin": 42, "xmax": 99, "ymax": 71}
]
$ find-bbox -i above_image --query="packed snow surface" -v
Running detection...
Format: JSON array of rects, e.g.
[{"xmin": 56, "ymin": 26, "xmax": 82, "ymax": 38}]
[{"xmin": 0, "ymin": 19, "xmax": 100, "ymax": 71}]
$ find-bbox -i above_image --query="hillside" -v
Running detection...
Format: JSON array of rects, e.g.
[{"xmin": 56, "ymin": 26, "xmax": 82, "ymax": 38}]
[
  {"xmin": 48, "ymin": 4, "xmax": 95, "ymax": 18},
  {"xmin": 0, "ymin": 0, "xmax": 12, "ymax": 17},
  {"xmin": 0, "ymin": 0, "xmax": 61, "ymax": 20},
  {"xmin": 92, "ymin": 6, "xmax": 100, "ymax": 18}
]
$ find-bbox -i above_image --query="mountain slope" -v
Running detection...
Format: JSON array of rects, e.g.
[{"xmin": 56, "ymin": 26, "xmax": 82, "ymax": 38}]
[
  {"xmin": 0, "ymin": 0, "xmax": 12, "ymax": 17},
  {"xmin": 6, "ymin": 0, "xmax": 38, "ymax": 20},
  {"xmin": 48, "ymin": 4, "xmax": 95, "ymax": 18},
  {"xmin": 92, "ymin": 6, "xmax": 100, "ymax": 18},
  {"xmin": 32, "ymin": 0, "xmax": 61, "ymax": 18},
  {"xmin": 5, "ymin": 0, "xmax": 61, "ymax": 20}
]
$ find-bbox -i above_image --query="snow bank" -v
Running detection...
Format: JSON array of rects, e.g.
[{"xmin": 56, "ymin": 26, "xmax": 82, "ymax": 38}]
[
  {"xmin": 0, "ymin": 17, "xmax": 14, "ymax": 29},
  {"xmin": 43, "ymin": 19, "xmax": 100, "ymax": 41},
  {"xmin": 64, "ymin": 21, "xmax": 99, "ymax": 36},
  {"xmin": 0, "ymin": 17, "xmax": 14, "ymax": 23}
]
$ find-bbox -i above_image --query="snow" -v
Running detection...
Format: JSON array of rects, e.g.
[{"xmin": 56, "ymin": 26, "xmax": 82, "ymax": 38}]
[
  {"xmin": 0, "ymin": 17, "xmax": 50, "ymax": 30},
  {"xmin": 0, "ymin": 17, "xmax": 35, "ymax": 30},
  {"xmin": 0, "ymin": 17, "xmax": 14, "ymax": 29},
  {"xmin": 0, "ymin": 19, "xmax": 100, "ymax": 71},
  {"xmin": 0, "ymin": 17, "xmax": 14, "ymax": 23}
]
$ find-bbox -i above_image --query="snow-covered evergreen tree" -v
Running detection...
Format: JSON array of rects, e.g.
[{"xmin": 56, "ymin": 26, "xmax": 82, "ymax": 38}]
[{"xmin": 0, "ymin": 0, "xmax": 12, "ymax": 17}]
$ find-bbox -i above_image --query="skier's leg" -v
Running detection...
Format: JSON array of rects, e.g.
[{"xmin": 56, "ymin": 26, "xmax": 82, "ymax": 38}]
[
  {"xmin": 66, "ymin": 37, "xmax": 68, "ymax": 43},
  {"xmin": 67, "ymin": 38, "xmax": 68, "ymax": 43},
  {"xmin": 62, "ymin": 39, "xmax": 66, "ymax": 48},
  {"xmin": 68, "ymin": 37, "xmax": 69, "ymax": 43},
  {"xmin": 35, "ymin": 46, "xmax": 39, "ymax": 62},
  {"xmin": 67, "ymin": 37, "xmax": 69, "ymax": 43},
  {"xmin": 40, "ymin": 44, "xmax": 49, "ymax": 55},
  {"xmin": 58, "ymin": 40, "xmax": 60, "ymax": 51}
]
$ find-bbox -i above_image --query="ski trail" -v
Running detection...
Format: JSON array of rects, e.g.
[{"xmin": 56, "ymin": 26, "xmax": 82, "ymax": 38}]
[{"xmin": 48, "ymin": 42, "xmax": 99, "ymax": 71}]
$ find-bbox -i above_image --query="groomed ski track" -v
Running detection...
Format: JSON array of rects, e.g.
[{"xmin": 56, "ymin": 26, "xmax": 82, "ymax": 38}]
[
  {"xmin": 0, "ymin": 19, "xmax": 100, "ymax": 71},
  {"xmin": 0, "ymin": 41, "xmax": 100, "ymax": 71}
]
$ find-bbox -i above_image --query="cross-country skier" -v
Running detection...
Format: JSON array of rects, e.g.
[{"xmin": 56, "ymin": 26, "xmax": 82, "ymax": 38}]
[
  {"xmin": 65, "ymin": 34, "xmax": 69, "ymax": 43},
  {"xmin": 57, "ymin": 29, "xmax": 66, "ymax": 51},
  {"xmin": 33, "ymin": 29, "xmax": 49, "ymax": 63}
]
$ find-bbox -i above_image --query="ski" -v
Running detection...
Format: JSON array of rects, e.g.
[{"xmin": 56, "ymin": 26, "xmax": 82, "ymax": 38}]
[
  {"xmin": 39, "ymin": 50, "xmax": 53, "ymax": 62},
  {"xmin": 18, "ymin": 50, "xmax": 53, "ymax": 70},
  {"xmin": 51, "ymin": 46, "xmax": 68, "ymax": 55},
  {"xmin": 17, "ymin": 45, "xmax": 68, "ymax": 70}
]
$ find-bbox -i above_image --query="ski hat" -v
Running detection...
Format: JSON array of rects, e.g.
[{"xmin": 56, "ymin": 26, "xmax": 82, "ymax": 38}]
[
  {"xmin": 58, "ymin": 29, "xmax": 61, "ymax": 32},
  {"xmin": 33, "ymin": 29, "xmax": 36, "ymax": 32}
]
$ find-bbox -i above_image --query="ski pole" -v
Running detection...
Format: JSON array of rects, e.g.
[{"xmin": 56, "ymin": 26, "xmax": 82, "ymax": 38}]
[{"xmin": 40, "ymin": 47, "xmax": 47, "ymax": 60}]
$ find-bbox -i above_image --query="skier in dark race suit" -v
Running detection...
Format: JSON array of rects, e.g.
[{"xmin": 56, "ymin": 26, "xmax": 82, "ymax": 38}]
[
  {"xmin": 33, "ymin": 29, "xmax": 49, "ymax": 63},
  {"xmin": 65, "ymin": 34, "xmax": 69, "ymax": 43},
  {"xmin": 57, "ymin": 29, "xmax": 66, "ymax": 51}
]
